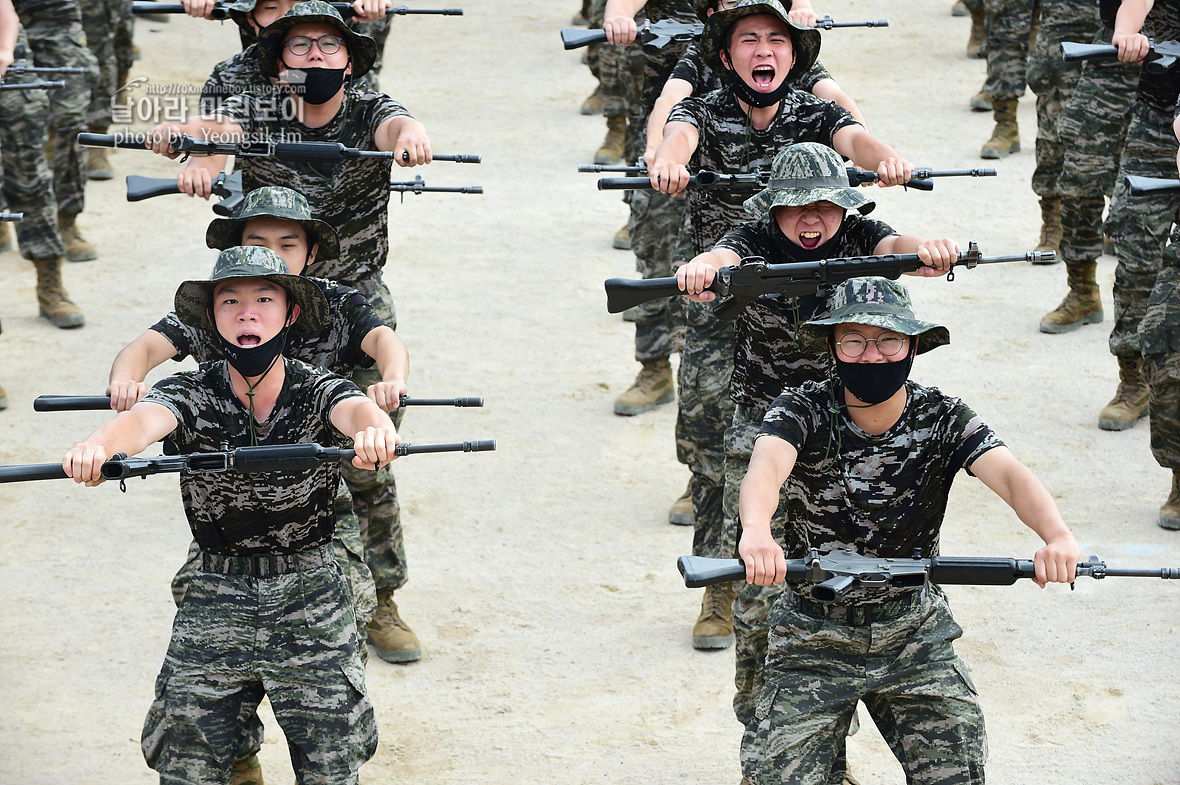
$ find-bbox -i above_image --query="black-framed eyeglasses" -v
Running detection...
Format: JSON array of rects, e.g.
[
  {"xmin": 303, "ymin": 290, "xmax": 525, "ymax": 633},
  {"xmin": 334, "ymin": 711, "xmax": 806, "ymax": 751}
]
[
  {"xmin": 834, "ymin": 331, "xmax": 908, "ymax": 358},
  {"xmin": 284, "ymin": 35, "xmax": 344, "ymax": 56}
]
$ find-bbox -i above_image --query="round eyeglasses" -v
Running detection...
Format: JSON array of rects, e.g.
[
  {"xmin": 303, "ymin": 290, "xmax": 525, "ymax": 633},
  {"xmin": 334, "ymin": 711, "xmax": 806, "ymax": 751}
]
[
  {"xmin": 834, "ymin": 332, "xmax": 909, "ymax": 358},
  {"xmin": 284, "ymin": 35, "xmax": 344, "ymax": 56}
]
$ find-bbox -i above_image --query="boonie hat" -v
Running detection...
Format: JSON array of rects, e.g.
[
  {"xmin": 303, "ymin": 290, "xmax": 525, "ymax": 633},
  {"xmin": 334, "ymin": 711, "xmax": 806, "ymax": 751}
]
[
  {"xmin": 256, "ymin": 0, "xmax": 378, "ymax": 79},
  {"xmin": 743, "ymin": 142, "xmax": 874, "ymax": 220},
  {"xmin": 699, "ymin": 0, "xmax": 819, "ymax": 83},
  {"xmin": 206, "ymin": 186, "xmax": 340, "ymax": 261},
  {"xmin": 174, "ymin": 246, "xmax": 328, "ymax": 338},
  {"xmin": 800, "ymin": 277, "xmax": 950, "ymax": 355}
]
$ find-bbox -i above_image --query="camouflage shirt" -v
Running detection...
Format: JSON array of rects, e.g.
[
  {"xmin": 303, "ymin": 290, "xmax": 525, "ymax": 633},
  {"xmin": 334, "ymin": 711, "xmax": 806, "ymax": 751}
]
[
  {"xmin": 639, "ymin": 0, "xmax": 698, "ymax": 110},
  {"xmin": 759, "ymin": 379, "xmax": 1002, "ymax": 603},
  {"xmin": 199, "ymin": 44, "xmax": 273, "ymax": 116},
  {"xmin": 716, "ymin": 214, "xmax": 896, "ymax": 410},
  {"xmin": 142, "ymin": 358, "xmax": 364, "ymax": 555},
  {"xmin": 150, "ymin": 276, "xmax": 383, "ymax": 375},
  {"xmin": 666, "ymin": 85, "xmax": 858, "ymax": 254},
  {"xmin": 670, "ymin": 44, "xmax": 832, "ymax": 97},
  {"xmin": 1139, "ymin": 0, "xmax": 1180, "ymax": 111},
  {"xmin": 13, "ymin": 0, "xmax": 81, "ymax": 23},
  {"xmin": 218, "ymin": 89, "xmax": 410, "ymax": 289}
]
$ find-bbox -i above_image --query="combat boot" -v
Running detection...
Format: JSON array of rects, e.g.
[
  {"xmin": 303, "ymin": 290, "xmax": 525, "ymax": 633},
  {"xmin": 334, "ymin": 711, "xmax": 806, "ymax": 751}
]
[
  {"xmin": 692, "ymin": 581, "xmax": 735, "ymax": 649},
  {"xmin": 613, "ymin": 356, "xmax": 674, "ymax": 415},
  {"xmin": 1098, "ymin": 355, "xmax": 1149, "ymax": 431},
  {"xmin": 367, "ymin": 588, "xmax": 422, "ymax": 663},
  {"xmin": 967, "ymin": 7, "xmax": 985, "ymax": 58},
  {"xmin": 33, "ymin": 257, "xmax": 85, "ymax": 329},
  {"xmin": 1039, "ymin": 262, "xmax": 1102, "ymax": 333},
  {"xmin": 86, "ymin": 124, "xmax": 114, "ymax": 180},
  {"xmin": 981, "ymin": 98, "xmax": 1020, "ymax": 158},
  {"xmin": 668, "ymin": 482, "xmax": 693, "ymax": 526},
  {"xmin": 1159, "ymin": 470, "xmax": 1180, "ymax": 530},
  {"xmin": 1034, "ymin": 198, "xmax": 1062, "ymax": 256},
  {"xmin": 612, "ymin": 223, "xmax": 630, "ymax": 250},
  {"xmin": 595, "ymin": 116, "xmax": 627, "ymax": 165},
  {"xmin": 969, "ymin": 90, "xmax": 991, "ymax": 111},
  {"xmin": 58, "ymin": 212, "xmax": 97, "ymax": 262},
  {"xmin": 581, "ymin": 84, "xmax": 603, "ymax": 115},
  {"xmin": 0, "ymin": 221, "xmax": 13, "ymax": 253},
  {"xmin": 228, "ymin": 754, "xmax": 263, "ymax": 785}
]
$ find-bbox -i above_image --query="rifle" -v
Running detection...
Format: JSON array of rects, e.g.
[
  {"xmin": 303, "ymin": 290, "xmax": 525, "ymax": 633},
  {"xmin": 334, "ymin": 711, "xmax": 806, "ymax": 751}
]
[
  {"xmin": 0, "ymin": 440, "xmax": 496, "ymax": 487},
  {"xmin": 0, "ymin": 79, "xmax": 64, "ymax": 91},
  {"xmin": 1124, "ymin": 175, "xmax": 1180, "ymax": 196},
  {"xmin": 126, "ymin": 171, "xmax": 244, "ymax": 216},
  {"xmin": 678, "ymin": 550, "xmax": 1180, "ymax": 602},
  {"xmin": 5, "ymin": 59, "xmax": 88, "ymax": 76},
  {"xmin": 0, "ymin": 211, "xmax": 23, "ymax": 221},
  {"xmin": 604, "ymin": 241, "xmax": 1051, "ymax": 319},
  {"xmin": 33, "ymin": 394, "xmax": 484, "ymax": 411},
  {"xmin": 593, "ymin": 167, "xmax": 996, "ymax": 193},
  {"xmin": 131, "ymin": 1, "xmax": 461, "ymax": 18},
  {"xmin": 78, "ymin": 133, "xmax": 482, "ymax": 165},
  {"xmin": 1060, "ymin": 39, "xmax": 1180, "ymax": 74},
  {"xmin": 561, "ymin": 16, "xmax": 888, "ymax": 52},
  {"xmin": 389, "ymin": 174, "xmax": 484, "ymax": 201},
  {"xmin": 813, "ymin": 15, "xmax": 888, "ymax": 30}
]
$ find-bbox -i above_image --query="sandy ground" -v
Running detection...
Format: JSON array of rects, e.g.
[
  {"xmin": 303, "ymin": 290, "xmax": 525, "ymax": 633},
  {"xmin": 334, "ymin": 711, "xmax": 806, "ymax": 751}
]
[{"xmin": 2, "ymin": 1, "xmax": 1180, "ymax": 783}]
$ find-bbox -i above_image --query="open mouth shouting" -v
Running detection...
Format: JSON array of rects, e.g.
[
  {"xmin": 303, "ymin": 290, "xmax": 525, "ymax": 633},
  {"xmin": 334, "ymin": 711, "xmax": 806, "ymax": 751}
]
[
  {"xmin": 237, "ymin": 331, "xmax": 263, "ymax": 347},
  {"xmin": 797, "ymin": 230, "xmax": 823, "ymax": 249},
  {"xmin": 751, "ymin": 64, "xmax": 776, "ymax": 89}
]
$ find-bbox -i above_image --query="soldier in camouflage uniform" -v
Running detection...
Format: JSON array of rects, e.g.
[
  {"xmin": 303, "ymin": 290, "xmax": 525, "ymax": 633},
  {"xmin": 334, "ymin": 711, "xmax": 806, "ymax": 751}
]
[
  {"xmin": 63, "ymin": 246, "xmax": 395, "ymax": 785},
  {"xmin": 78, "ymin": 0, "xmax": 133, "ymax": 179},
  {"xmin": 648, "ymin": 0, "xmax": 910, "ymax": 656},
  {"xmin": 596, "ymin": 0, "xmax": 645, "ymax": 167},
  {"xmin": 13, "ymin": 0, "xmax": 101, "ymax": 261},
  {"xmin": 0, "ymin": 22, "xmax": 86, "ymax": 329},
  {"xmin": 1040, "ymin": 0, "xmax": 1139, "ymax": 337},
  {"xmin": 737, "ymin": 276, "xmax": 1080, "ymax": 785},
  {"xmin": 977, "ymin": 0, "xmax": 1034, "ymax": 159},
  {"xmin": 676, "ymin": 143, "xmax": 956, "ymax": 739},
  {"xmin": 1142, "ymin": 222, "xmax": 1180, "ymax": 530},
  {"xmin": 153, "ymin": 0, "xmax": 431, "ymax": 663}
]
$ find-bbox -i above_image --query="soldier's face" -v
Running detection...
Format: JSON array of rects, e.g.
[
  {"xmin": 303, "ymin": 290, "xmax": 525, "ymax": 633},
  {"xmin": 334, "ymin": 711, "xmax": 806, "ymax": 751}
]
[
  {"xmin": 249, "ymin": 0, "xmax": 300, "ymax": 33},
  {"xmin": 281, "ymin": 22, "xmax": 352, "ymax": 72},
  {"xmin": 240, "ymin": 217, "xmax": 317, "ymax": 275},
  {"xmin": 773, "ymin": 201, "xmax": 844, "ymax": 249},
  {"xmin": 721, "ymin": 15, "xmax": 795, "ymax": 94},
  {"xmin": 211, "ymin": 278, "xmax": 299, "ymax": 348},
  {"xmin": 833, "ymin": 323, "xmax": 911, "ymax": 364}
]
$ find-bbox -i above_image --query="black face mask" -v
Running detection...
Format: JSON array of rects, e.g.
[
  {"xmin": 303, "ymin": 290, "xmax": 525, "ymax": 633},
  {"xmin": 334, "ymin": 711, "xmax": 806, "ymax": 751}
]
[
  {"xmin": 833, "ymin": 342, "xmax": 915, "ymax": 405},
  {"xmin": 218, "ymin": 327, "xmax": 289, "ymax": 378},
  {"xmin": 282, "ymin": 65, "xmax": 347, "ymax": 105},
  {"xmin": 770, "ymin": 219, "xmax": 844, "ymax": 262}
]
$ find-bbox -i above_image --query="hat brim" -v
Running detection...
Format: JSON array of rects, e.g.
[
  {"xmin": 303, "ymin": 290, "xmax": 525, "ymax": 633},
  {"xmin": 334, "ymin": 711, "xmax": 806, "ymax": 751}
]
[
  {"xmin": 257, "ymin": 14, "xmax": 377, "ymax": 80},
  {"xmin": 701, "ymin": 4, "xmax": 821, "ymax": 86},
  {"xmin": 174, "ymin": 272, "xmax": 328, "ymax": 338},
  {"xmin": 205, "ymin": 215, "xmax": 341, "ymax": 261},
  {"xmin": 744, "ymin": 185, "xmax": 875, "ymax": 220},
  {"xmin": 800, "ymin": 300, "xmax": 950, "ymax": 355}
]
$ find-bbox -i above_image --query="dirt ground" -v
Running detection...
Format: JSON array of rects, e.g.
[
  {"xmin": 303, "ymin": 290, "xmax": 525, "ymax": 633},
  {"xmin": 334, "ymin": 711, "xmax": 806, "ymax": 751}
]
[{"xmin": 2, "ymin": 1, "xmax": 1179, "ymax": 783}]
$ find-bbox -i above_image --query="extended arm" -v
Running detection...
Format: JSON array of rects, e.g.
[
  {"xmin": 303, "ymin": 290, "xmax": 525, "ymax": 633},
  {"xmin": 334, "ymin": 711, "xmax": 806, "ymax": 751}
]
[
  {"xmin": 649, "ymin": 120, "xmax": 699, "ymax": 196},
  {"xmin": 359, "ymin": 325, "xmax": 410, "ymax": 411},
  {"xmin": 645, "ymin": 77, "xmax": 693, "ymax": 162},
  {"xmin": 810, "ymin": 78, "xmax": 867, "ymax": 128},
  {"xmin": 0, "ymin": 0, "xmax": 18, "ymax": 76},
  {"xmin": 603, "ymin": 0, "xmax": 646, "ymax": 45},
  {"xmin": 786, "ymin": 0, "xmax": 817, "ymax": 27},
  {"xmin": 831, "ymin": 124, "xmax": 913, "ymax": 186},
  {"xmin": 969, "ymin": 446, "xmax": 1080, "ymax": 585},
  {"xmin": 145, "ymin": 115, "xmax": 246, "ymax": 158},
  {"xmin": 329, "ymin": 395, "xmax": 400, "ymax": 469},
  {"xmin": 676, "ymin": 247, "xmax": 741, "ymax": 301},
  {"xmin": 375, "ymin": 114, "xmax": 432, "ymax": 166},
  {"xmin": 178, "ymin": 155, "xmax": 226, "ymax": 199},
  {"xmin": 107, "ymin": 329, "xmax": 183, "ymax": 411},
  {"xmin": 737, "ymin": 435, "xmax": 797, "ymax": 585},
  {"xmin": 873, "ymin": 235, "xmax": 956, "ymax": 276},
  {"xmin": 1113, "ymin": 0, "xmax": 1151, "ymax": 62},
  {"xmin": 62, "ymin": 402, "xmax": 179, "ymax": 485}
]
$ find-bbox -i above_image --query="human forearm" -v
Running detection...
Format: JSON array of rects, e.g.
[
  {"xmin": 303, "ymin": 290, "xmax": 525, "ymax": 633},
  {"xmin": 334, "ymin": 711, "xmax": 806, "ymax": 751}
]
[
  {"xmin": 107, "ymin": 330, "xmax": 179, "ymax": 411},
  {"xmin": 63, "ymin": 404, "xmax": 178, "ymax": 484},
  {"xmin": 360, "ymin": 326, "xmax": 409, "ymax": 410},
  {"xmin": 645, "ymin": 80, "xmax": 693, "ymax": 160},
  {"xmin": 810, "ymin": 79, "xmax": 867, "ymax": 127}
]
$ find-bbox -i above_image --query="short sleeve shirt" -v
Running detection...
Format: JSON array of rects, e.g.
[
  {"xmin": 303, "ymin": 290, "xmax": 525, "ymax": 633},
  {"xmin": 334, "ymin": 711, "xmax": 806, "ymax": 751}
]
[
  {"xmin": 716, "ymin": 214, "xmax": 896, "ymax": 409},
  {"xmin": 199, "ymin": 45, "xmax": 273, "ymax": 115},
  {"xmin": 218, "ymin": 89, "xmax": 410, "ymax": 288},
  {"xmin": 142, "ymin": 358, "xmax": 364, "ymax": 555},
  {"xmin": 759, "ymin": 379, "xmax": 1002, "ymax": 601},
  {"xmin": 666, "ymin": 85, "xmax": 859, "ymax": 254},
  {"xmin": 150, "ymin": 277, "xmax": 383, "ymax": 375},
  {"xmin": 1138, "ymin": 1, "xmax": 1180, "ymax": 111}
]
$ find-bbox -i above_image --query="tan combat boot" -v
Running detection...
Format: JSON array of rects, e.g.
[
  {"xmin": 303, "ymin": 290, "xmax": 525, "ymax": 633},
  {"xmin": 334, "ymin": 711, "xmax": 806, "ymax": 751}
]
[
  {"xmin": 0, "ymin": 221, "xmax": 13, "ymax": 252},
  {"xmin": 595, "ymin": 116, "xmax": 627, "ymax": 165},
  {"xmin": 969, "ymin": 90, "xmax": 991, "ymax": 111},
  {"xmin": 613, "ymin": 356, "xmax": 674, "ymax": 415},
  {"xmin": 1098, "ymin": 355, "xmax": 1149, "ymax": 431},
  {"xmin": 86, "ymin": 124, "xmax": 114, "ymax": 180},
  {"xmin": 967, "ymin": 7, "xmax": 985, "ymax": 58},
  {"xmin": 367, "ymin": 588, "xmax": 422, "ymax": 662},
  {"xmin": 1034, "ymin": 197, "xmax": 1062, "ymax": 256},
  {"xmin": 1159, "ymin": 470, "xmax": 1180, "ymax": 530},
  {"xmin": 581, "ymin": 84, "xmax": 603, "ymax": 115},
  {"xmin": 33, "ymin": 257, "xmax": 85, "ymax": 328},
  {"xmin": 1039, "ymin": 262, "xmax": 1102, "ymax": 334},
  {"xmin": 692, "ymin": 581, "xmax": 736, "ymax": 649},
  {"xmin": 58, "ymin": 212, "xmax": 97, "ymax": 262},
  {"xmin": 980, "ymin": 98, "xmax": 1020, "ymax": 159},
  {"xmin": 229, "ymin": 754, "xmax": 263, "ymax": 785},
  {"xmin": 668, "ymin": 482, "xmax": 693, "ymax": 526},
  {"xmin": 612, "ymin": 223, "xmax": 630, "ymax": 250}
]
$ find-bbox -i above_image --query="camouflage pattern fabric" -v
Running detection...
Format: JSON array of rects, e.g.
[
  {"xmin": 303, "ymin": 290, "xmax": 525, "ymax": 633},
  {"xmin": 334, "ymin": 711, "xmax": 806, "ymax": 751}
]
[
  {"xmin": 0, "ymin": 26, "xmax": 67, "ymax": 260},
  {"xmin": 629, "ymin": 189, "xmax": 687, "ymax": 362},
  {"xmin": 981, "ymin": 0, "xmax": 1034, "ymax": 101},
  {"xmin": 590, "ymin": 0, "xmax": 646, "ymax": 123},
  {"xmin": 200, "ymin": 44, "xmax": 272, "ymax": 115},
  {"xmin": 1141, "ymin": 240, "xmax": 1180, "ymax": 470},
  {"xmin": 78, "ymin": 0, "xmax": 131, "ymax": 126},
  {"xmin": 1025, "ymin": 0, "xmax": 1099, "ymax": 199},
  {"xmin": 741, "ymin": 586, "xmax": 986, "ymax": 785},
  {"xmin": 142, "ymin": 358, "xmax": 363, "ymax": 554},
  {"xmin": 15, "ymin": 0, "xmax": 100, "ymax": 216},
  {"xmin": 142, "ymin": 555, "xmax": 376, "ymax": 785}
]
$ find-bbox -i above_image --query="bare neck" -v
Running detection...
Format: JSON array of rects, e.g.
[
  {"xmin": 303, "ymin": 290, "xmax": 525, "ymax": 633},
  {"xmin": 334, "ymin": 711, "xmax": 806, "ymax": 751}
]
[
  {"xmin": 293, "ymin": 91, "xmax": 344, "ymax": 129},
  {"xmin": 228, "ymin": 359, "xmax": 287, "ymax": 423},
  {"xmin": 736, "ymin": 97, "xmax": 780, "ymax": 131},
  {"xmin": 843, "ymin": 385, "xmax": 907, "ymax": 436}
]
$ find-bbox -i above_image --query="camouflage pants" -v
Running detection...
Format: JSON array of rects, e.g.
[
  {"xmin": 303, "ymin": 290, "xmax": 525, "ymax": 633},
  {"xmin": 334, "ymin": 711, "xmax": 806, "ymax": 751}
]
[
  {"xmin": 1141, "ymin": 255, "xmax": 1180, "ymax": 470},
  {"xmin": 1025, "ymin": 0, "xmax": 1098, "ymax": 198},
  {"xmin": 1105, "ymin": 101, "xmax": 1180, "ymax": 358},
  {"xmin": 982, "ymin": 0, "xmax": 1034, "ymax": 101},
  {"xmin": 1055, "ymin": 27, "xmax": 1138, "ymax": 266},
  {"xmin": 22, "ymin": 18, "xmax": 99, "ymax": 216},
  {"xmin": 143, "ymin": 549, "xmax": 377, "ymax": 785},
  {"xmin": 741, "ymin": 587, "xmax": 986, "ymax": 785},
  {"xmin": 629, "ymin": 189, "xmax": 686, "ymax": 361},
  {"xmin": 589, "ymin": 0, "xmax": 645, "ymax": 122},
  {"xmin": 79, "ymin": 0, "xmax": 133, "ymax": 126},
  {"xmin": 676, "ymin": 300, "xmax": 735, "ymax": 565},
  {"xmin": 0, "ymin": 28, "xmax": 67, "ymax": 260}
]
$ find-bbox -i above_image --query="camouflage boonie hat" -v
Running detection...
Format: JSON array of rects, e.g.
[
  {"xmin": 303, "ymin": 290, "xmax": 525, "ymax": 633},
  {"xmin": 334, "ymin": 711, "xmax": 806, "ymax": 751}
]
[
  {"xmin": 700, "ymin": 0, "xmax": 819, "ymax": 83},
  {"xmin": 174, "ymin": 246, "xmax": 329, "ymax": 338},
  {"xmin": 218, "ymin": 0, "xmax": 257, "ymax": 29},
  {"xmin": 744, "ymin": 142, "xmax": 874, "ymax": 220},
  {"xmin": 256, "ymin": 0, "xmax": 378, "ymax": 80},
  {"xmin": 206, "ymin": 186, "xmax": 340, "ymax": 261},
  {"xmin": 800, "ymin": 277, "xmax": 950, "ymax": 355}
]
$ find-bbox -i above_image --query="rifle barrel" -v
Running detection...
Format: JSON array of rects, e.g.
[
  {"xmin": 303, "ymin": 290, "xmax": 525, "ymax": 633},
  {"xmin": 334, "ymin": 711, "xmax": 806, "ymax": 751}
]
[
  {"xmin": 0, "ymin": 80, "xmax": 65, "ymax": 90},
  {"xmin": 34, "ymin": 395, "xmax": 112, "ymax": 412},
  {"xmin": 0, "ymin": 211, "xmax": 23, "ymax": 221},
  {"xmin": 578, "ymin": 164, "xmax": 645, "ymax": 173},
  {"xmin": 399, "ymin": 396, "xmax": 484, "ymax": 407}
]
